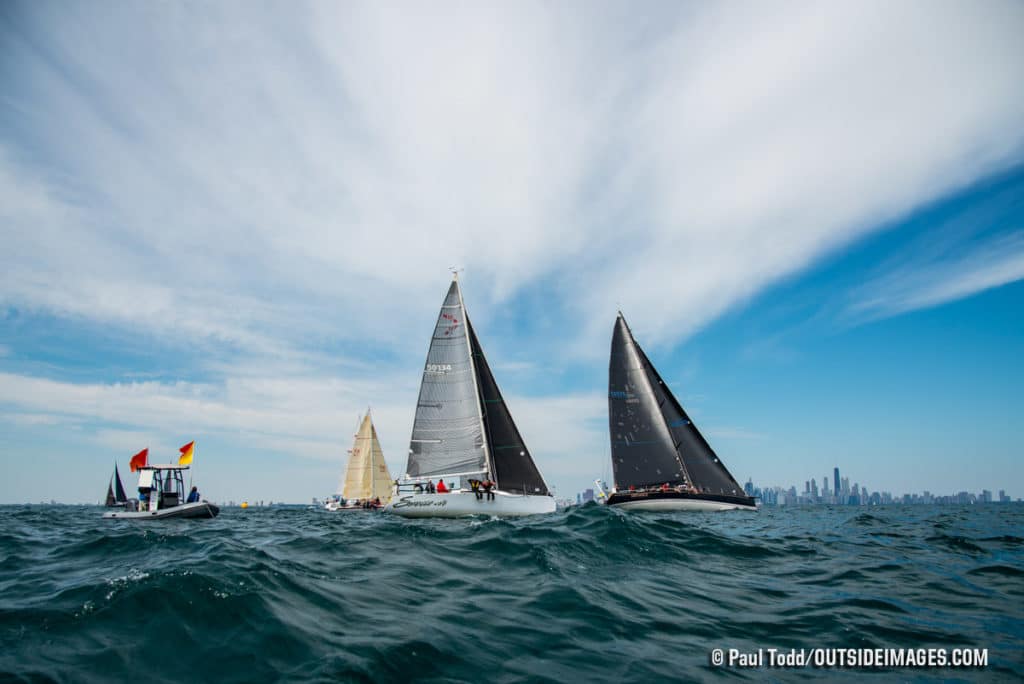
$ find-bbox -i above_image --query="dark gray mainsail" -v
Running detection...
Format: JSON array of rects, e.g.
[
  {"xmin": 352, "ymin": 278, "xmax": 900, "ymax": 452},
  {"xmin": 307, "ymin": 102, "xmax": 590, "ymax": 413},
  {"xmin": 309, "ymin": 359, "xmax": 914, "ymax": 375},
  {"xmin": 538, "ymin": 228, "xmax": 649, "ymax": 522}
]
[
  {"xmin": 609, "ymin": 313, "xmax": 745, "ymax": 496},
  {"xmin": 406, "ymin": 280, "xmax": 488, "ymax": 479},
  {"xmin": 114, "ymin": 464, "xmax": 128, "ymax": 503},
  {"xmin": 467, "ymin": 318, "xmax": 549, "ymax": 495}
]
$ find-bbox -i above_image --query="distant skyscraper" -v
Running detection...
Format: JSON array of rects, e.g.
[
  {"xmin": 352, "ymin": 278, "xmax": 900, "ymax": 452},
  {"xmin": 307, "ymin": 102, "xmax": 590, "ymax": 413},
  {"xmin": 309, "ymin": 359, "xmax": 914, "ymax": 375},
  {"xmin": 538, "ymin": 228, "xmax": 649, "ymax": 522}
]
[
  {"xmin": 834, "ymin": 467, "xmax": 840, "ymax": 496},
  {"xmin": 583, "ymin": 488, "xmax": 594, "ymax": 503}
]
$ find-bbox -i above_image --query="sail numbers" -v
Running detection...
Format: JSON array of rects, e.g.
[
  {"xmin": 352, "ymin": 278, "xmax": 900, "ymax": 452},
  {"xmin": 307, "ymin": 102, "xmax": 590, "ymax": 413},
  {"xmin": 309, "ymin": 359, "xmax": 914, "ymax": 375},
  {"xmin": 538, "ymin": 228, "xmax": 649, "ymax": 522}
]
[{"xmin": 426, "ymin": 364, "xmax": 453, "ymax": 374}]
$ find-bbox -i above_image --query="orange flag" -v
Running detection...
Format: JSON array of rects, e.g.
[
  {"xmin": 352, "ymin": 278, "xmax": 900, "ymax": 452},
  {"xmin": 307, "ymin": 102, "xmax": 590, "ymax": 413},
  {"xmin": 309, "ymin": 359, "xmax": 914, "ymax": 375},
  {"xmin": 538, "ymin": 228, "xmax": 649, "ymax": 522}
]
[
  {"xmin": 129, "ymin": 448, "xmax": 148, "ymax": 472},
  {"xmin": 178, "ymin": 440, "xmax": 195, "ymax": 466}
]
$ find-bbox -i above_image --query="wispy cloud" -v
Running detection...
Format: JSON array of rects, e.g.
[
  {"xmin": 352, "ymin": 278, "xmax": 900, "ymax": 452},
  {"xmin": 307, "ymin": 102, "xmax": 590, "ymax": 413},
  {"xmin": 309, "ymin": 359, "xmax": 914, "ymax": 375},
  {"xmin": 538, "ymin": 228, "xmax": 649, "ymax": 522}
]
[
  {"xmin": 2, "ymin": 2, "xmax": 1022, "ymax": 358},
  {"xmin": 850, "ymin": 232, "xmax": 1024, "ymax": 320},
  {"xmin": 0, "ymin": 369, "xmax": 606, "ymax": 495}
]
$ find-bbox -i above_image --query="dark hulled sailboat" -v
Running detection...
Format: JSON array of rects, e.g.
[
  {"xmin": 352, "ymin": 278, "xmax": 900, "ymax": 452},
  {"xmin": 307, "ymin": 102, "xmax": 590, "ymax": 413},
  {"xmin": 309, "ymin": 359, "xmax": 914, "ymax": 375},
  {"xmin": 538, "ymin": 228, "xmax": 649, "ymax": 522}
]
[
  {"xmin": 104, "ymin": 464, "xmax": 129, "ymax": 507},
  {"xmin": 605, "ymin": 313, "xmax": 755, "ymax": 511}
]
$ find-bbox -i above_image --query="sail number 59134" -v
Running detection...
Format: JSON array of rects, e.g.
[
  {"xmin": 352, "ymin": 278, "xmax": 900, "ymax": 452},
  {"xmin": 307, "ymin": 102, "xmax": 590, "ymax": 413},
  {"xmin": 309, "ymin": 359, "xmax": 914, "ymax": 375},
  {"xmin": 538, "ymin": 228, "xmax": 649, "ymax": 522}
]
[{"xmin": 426, "ymin": 364, "xmax": 453, "ymax": 373}]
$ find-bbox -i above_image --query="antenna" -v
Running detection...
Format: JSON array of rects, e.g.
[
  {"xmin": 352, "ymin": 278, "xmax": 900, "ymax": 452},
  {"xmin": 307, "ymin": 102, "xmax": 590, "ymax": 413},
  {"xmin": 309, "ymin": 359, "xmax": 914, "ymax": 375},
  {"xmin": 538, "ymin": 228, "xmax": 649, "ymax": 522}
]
[{"xmin": 449, "ymin": 266, "xmax": 464, "ymax": 280}]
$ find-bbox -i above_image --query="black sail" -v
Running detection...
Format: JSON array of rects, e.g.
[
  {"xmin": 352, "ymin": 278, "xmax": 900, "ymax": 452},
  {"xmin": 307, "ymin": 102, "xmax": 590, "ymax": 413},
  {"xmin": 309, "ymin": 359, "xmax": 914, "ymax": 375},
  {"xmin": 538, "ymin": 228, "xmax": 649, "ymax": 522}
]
[
  {"xmin": 113, "ymin": 464, "xmax": 128, "ymax": 503},
  {"xmin": 467, "ymin": 317, "xmax": 550, "ymax": 496},
  {"xmin": 608, "ymin": 315, "xmax": 688, "ymax": 488},
  {"xmin": 609, "ymin": 314, "xmax": 746, "ymax": 495},
  {"xmin": 104, "ymin": 478, "xmax": 117, "ymax": 507}
]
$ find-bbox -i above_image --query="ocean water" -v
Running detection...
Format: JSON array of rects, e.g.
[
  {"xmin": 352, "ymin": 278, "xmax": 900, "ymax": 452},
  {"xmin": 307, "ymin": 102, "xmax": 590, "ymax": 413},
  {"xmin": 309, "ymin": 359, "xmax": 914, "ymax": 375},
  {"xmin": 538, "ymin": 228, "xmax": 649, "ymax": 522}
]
[{"xmin": 0, "ymin": 504, "xmax": 1021, "ymax": 682}]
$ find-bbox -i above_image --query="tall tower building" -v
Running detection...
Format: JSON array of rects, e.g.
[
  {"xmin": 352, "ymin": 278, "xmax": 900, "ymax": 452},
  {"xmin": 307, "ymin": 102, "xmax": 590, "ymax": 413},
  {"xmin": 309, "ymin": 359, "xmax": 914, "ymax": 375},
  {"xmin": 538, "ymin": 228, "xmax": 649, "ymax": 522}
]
[{"xmin": 834, "ymin": 467, "xmax": 841, "ymax": 497}]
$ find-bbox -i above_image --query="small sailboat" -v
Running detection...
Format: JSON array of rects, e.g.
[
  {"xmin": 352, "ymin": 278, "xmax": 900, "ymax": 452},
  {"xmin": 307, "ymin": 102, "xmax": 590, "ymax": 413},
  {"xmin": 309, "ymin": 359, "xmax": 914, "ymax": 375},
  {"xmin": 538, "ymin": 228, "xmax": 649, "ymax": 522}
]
[
  {"xmin": 603, "ymin": 313, "xmax": 755, "ymax": 511},
  {"xmin": 104, "ymin": 464, "xmax": 129, "ymax": 507},
  {"xmin": 385, "ymin": 274, "xmax": 555, "ymax": 518},
  {"xmin": 325, "ymin": 411, "xmax": 393, "ymax": 511}
]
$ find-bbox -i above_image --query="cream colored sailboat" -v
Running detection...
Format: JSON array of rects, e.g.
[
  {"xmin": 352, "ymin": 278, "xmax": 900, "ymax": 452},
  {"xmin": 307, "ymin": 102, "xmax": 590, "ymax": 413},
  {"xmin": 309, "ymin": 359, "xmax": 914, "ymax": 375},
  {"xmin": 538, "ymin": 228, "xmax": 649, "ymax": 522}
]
[{"xmin": 325, "ymin": 411, "xmax": 393, "ymax": 511}]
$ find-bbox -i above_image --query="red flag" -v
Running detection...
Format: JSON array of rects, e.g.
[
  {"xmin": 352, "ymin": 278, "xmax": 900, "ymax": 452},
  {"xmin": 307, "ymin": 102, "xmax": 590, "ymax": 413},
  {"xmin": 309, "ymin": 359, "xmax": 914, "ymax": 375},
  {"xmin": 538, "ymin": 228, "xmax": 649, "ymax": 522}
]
[
  {"xmin": 129, "ymin": 448, "xmax": 148, "ymax": 472},
  {"xmin": 178, "ymin": 441, "xmax": 195, "ymax": 465}
]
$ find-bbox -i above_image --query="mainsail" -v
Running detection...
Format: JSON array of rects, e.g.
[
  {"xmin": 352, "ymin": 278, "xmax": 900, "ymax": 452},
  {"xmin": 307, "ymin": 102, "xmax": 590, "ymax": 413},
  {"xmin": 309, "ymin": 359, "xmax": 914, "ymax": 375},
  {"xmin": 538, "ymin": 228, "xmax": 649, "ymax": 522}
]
[
  {"xmin": 113, "ymin": 464, "xmax": 128, "ymax": 503},
  {"xmin": 406, "ymin": 280, "xmax": 488, "ymax": 479},
  {"xmin": 342, "ymin": 412, "xmax": 393, "ymax": 502},
  {"xmin": 404, "ymin": 276, "xmax": 550, "ymax": 495},
  {"xmin": 609, "ymin": 313, "xmax": 745, "ymax": 496}
]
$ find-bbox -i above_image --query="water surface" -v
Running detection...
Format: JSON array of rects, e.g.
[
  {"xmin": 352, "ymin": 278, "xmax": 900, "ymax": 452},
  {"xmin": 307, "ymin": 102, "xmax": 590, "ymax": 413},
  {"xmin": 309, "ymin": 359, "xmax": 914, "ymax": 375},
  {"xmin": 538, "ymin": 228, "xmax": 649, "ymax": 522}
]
[{"xmin": 1, "ymin": 504, "xmax": 1021, "ymax": 682}]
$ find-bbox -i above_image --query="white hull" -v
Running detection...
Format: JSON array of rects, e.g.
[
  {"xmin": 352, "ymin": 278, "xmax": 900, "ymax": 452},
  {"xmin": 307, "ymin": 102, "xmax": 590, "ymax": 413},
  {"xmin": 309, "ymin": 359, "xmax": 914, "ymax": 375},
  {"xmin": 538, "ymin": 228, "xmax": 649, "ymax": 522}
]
[
  {"xmin": 385, "ymin": 489, "xmax": 555, "ymax": 518},
  {"xmin": 610, "ymin": 498, "xmax": 756, "ymax": 512},
  {"xmin": 324, "ymin": 503, "xmax": 381, "ymax": 512},
  {"xmin": 103, "ymin": 501, "xmax": 220, "ymax": 519}
]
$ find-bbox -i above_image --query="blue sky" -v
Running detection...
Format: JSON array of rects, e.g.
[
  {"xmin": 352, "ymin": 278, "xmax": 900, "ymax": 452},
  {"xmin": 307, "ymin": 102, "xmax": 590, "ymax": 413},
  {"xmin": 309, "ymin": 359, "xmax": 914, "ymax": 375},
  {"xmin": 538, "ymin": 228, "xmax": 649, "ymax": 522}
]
[{"xmin": 1, "ymin": 1, "xmax": 1023, "ymax": 503}]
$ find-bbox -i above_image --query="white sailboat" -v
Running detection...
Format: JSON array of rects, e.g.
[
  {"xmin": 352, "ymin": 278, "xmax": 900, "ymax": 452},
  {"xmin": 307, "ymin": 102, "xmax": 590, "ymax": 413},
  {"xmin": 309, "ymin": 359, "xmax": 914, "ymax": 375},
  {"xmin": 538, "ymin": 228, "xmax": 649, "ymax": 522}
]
[
  {"xmin": 385, "ymin": 274, "xmax": 555, "ymax": 518},
  {"xmin": 325, "ymin": 411, "xmax": 393, "ymax": 511}
]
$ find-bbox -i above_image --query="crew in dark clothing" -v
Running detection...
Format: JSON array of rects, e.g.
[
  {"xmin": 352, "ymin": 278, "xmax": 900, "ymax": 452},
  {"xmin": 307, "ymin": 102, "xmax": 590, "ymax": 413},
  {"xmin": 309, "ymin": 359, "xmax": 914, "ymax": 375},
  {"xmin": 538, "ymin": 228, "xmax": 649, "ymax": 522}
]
[
  {"xmin": 186, "ymin": 486, "xmax": 200, "ymax": 503},
  {"xmin": 482, "ymin": 478, "xmax": 495, "ymax": 501},
  {"xmin": 426, "ymin": 480, "xmax": 436, "ymax": 494}
]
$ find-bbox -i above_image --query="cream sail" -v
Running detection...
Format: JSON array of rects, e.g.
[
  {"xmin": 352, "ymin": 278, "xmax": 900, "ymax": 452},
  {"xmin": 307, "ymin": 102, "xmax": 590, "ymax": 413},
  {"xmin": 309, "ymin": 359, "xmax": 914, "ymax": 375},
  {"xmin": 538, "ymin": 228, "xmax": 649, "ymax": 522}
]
[{"xmin": 326, "ymin": 411, "xmax": 393, "ymax": 511}]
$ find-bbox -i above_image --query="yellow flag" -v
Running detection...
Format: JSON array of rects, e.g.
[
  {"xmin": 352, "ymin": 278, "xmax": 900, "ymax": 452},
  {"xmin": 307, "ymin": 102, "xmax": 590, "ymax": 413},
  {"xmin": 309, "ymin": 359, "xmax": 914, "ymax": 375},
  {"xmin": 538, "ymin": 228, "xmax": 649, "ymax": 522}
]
[{"xmin": 178, "ymin": 440, "xmax": 195, "ymax": 465}]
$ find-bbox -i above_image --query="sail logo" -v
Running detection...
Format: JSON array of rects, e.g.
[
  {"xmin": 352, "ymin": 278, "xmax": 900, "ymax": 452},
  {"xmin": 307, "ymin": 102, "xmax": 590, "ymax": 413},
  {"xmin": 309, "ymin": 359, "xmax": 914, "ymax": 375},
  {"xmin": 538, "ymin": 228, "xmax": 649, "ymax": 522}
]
[
  {"xmin": 426, "ymin": 364, "xmax": 453, "ymax": 374},
  {"xmin": 441, "ymin": 312, "xmax": 460, "ymax": 336},
  {"xmin": 668, "ymin": 419, "xmax": 691, "ymax": 427},
  {"xmin": 609, "ymin": 391, "xmax": 629, "ymax": 399}
]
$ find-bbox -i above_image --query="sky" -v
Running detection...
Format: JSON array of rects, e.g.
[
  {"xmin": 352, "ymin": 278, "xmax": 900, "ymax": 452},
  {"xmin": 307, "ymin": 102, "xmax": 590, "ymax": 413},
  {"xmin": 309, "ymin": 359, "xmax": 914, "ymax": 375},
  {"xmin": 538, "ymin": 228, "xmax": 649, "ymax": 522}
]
[{"xmin": 1, "ymin": 1, "xmax": 1023, "ymax": 504}]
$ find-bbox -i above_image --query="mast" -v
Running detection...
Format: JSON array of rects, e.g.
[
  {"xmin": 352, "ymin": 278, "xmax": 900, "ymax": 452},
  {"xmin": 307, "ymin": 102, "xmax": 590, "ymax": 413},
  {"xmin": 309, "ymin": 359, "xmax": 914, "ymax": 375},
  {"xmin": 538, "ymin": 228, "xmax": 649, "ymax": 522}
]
[
  {"xmin": 367, "ymin": 408, "xmax": 374, "ymax": 497},
  {"xmin": 455, "ymin": 273, "xmax": 494, "ymax": 480}
]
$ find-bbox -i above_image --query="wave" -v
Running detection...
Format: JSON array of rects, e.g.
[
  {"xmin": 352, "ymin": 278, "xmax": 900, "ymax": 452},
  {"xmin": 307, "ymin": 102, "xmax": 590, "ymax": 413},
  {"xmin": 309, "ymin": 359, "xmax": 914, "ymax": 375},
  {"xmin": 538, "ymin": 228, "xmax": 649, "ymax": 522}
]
[{"xmin": 0, "ymin": 504, "xmax": 1022, "ymax": 681}]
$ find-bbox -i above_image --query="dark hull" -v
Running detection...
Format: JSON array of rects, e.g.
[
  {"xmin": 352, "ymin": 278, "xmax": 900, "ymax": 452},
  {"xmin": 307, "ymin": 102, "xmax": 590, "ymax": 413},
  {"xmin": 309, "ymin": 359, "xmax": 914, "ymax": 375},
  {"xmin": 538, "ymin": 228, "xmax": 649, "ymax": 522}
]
[{"xmin": 606, "ymin": 490, "xmax": 756, "ymax": 511}]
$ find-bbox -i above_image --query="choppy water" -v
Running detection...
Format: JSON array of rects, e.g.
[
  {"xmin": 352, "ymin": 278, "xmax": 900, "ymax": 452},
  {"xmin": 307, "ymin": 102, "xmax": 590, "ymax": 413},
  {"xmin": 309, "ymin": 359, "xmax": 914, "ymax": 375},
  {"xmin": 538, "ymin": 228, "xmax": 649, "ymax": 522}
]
[{"xmin": 0, "ymin": 504, "xmax": 1021, "ymax": 682}]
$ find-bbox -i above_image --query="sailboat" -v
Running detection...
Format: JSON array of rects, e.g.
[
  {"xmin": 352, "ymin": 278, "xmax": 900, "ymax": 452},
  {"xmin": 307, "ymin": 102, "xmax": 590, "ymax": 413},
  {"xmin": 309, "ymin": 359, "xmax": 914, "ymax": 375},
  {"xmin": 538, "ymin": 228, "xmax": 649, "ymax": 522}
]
[
  {"xmin": 104, "ymin": 464, "xmax": 129, "ymax": 507},
  {"xmin": 325, "ymin": 411, "xmax": 393, "ymax": 511},
  {"xmin": 603, "ymin": 312, "xmax": 756, "ymax": 511},
  {"xmin": 385, "ymin": 274, "xmax": 555, "ymax": 518}
]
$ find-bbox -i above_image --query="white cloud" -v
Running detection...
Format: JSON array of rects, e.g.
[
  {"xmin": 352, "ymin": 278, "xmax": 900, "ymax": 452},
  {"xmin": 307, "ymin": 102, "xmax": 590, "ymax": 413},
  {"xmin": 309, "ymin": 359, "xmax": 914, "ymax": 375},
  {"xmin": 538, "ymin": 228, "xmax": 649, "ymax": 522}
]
[
  {"xmin": 2, "ymin": 1, "xmax": 1022, "ymax": 358},
  {"xmin": 0, "ymin": 369, "xmax": 607, "ymax": 497},
  {"xmin": 850, "ymin": 231, "xmax": 1024, "ymax": 319}
]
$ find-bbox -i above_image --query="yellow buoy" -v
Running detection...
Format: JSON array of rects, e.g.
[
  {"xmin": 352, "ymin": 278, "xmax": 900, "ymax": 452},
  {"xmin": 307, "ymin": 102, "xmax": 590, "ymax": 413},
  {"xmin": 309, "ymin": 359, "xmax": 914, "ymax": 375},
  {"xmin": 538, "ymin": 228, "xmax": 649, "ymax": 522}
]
[{"xmin": 240, "ymin": 501, "xmax": 249, "ymax": 509}]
